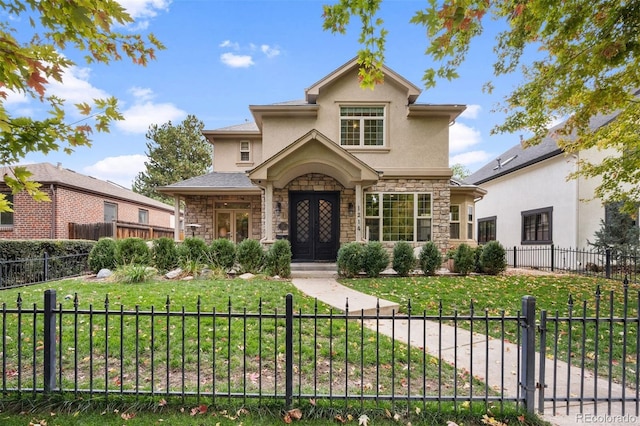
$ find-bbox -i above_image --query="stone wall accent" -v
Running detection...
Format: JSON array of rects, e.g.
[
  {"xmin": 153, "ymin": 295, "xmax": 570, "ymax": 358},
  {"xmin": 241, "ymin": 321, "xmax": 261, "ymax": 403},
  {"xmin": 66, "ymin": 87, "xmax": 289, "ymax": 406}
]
[{"xmin": 183, "ymin": 194, "xmax": 261, "ymax": 243}]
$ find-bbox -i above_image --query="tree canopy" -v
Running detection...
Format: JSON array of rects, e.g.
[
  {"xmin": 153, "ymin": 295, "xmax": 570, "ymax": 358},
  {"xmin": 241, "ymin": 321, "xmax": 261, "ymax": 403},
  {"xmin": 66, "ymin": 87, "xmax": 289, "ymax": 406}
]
[
  {"xmin": 0, "ymin": 0, "xmax": 164, "ymax": 212},
  {"xmin": 133, "ymin": 115, "xmax": 212, "ymax": 205},
  {"xmin": 323, "ymin": 0, "xmax": 640, "ymax": 211}
]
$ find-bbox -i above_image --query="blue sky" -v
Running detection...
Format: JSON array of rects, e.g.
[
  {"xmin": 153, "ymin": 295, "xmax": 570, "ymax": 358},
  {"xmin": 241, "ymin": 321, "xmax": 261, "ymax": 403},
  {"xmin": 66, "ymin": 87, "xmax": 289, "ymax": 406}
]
[{"xmin": 8, "ymin": 0, "xmax": 527, "ymax": 187}]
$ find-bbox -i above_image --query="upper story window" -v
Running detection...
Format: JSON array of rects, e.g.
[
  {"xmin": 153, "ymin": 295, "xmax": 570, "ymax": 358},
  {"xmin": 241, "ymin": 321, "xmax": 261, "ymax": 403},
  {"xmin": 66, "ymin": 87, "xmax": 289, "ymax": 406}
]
[
  {"xmin": 239, "ymin": 141, "xmax": 251, "ymax": 162},
  {"xmin": 365, "ymin": 192, "xmax": 432, "ymax": 242},
  {"xmin": 340, "ymin": 106, "xmax": 385, "ymax": 147},
  {"xmin": 138, "ymin": 209, "xmax": 149, "ymax": 224},
  {"xmin": 104, "ymin": 202, "xmax": 118, "ymax": 222},
  {"xmin": 0, "ymin": 193, "xmax": 14, "ymax": 227},
  {"xmin": 521, "ymin": 206, "xmax": 552, "ymax": 244}
]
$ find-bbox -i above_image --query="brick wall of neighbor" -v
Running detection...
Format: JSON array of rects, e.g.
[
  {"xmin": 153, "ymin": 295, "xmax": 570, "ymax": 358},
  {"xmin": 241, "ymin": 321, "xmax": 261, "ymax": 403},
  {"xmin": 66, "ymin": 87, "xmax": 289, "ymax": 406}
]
[
  {"xmin": 367, "ymin": 178, "xmax": 451, "ymax": 254},
  {"xmin": 183, "ymin": 194, "xmax": 261, "ymax": 243},
  {"xmin": 275, "ymin": 173, "xmax": 355, "ymax": 243},
  {"xmin": 0, "ymin": 185, "xmax": 174, "ymax": 240}
]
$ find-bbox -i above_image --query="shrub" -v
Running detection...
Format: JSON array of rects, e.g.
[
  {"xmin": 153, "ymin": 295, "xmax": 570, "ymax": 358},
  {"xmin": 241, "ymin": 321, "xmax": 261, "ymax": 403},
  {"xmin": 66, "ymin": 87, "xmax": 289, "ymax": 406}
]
[
  {"xmin": 474, "ymin": 245, "xmax": 484, "ymax": 273},
  {"xmin": 419, "ymin": 241, "xmax": 442, "ymax": 276},
  {"xmin": 115, "ymin": 238, "xmax": 150, "ymax": 266},
  {"xmin": 114, "ymin": 264, "xmax": 156, "ymax": 283},
  {"xmin": 392, "ymin": 241, "xmax": 415, "ymax": 277},
  {"xmin": 337, "ymin": 242, "xmax": 364, "ymax": 278},
  {"xmin": 453, "ymin": 243, "xmax": 475, "ymax": 275},
  {"xmin": 236, "ymin": 239, "xmax": 264, "ymax": 274},
  {"xmin": 177, "ymin": 237, "xmax": 209, "ymax": 264},
  {"xmin": 88, "ymin": 238, "xmax": 117, "ymax": 272},
  {"xmin": 210, "ymin": 238, "xmax": 237, "ymax": 272},
  {"xmin": 152, "ymin": 237, "xmax": 178, "ymax": 272},
  {"xmin": 362, "ymin": 241, "xmax": 390, "ymax": 278},
  {"xmin": 480, "ymin": 241, "xmax": 507, "ymax": 275},
  {"xmin": 265, "ymin": 239, "xmax": 292, "ymax": 278}
]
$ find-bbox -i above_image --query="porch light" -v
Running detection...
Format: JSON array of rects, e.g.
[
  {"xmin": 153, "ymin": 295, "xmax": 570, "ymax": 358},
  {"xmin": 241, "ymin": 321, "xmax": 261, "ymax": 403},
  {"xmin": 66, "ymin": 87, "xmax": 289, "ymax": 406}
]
[
  {"xmin": 275, "ymin": 202, "xmax": 281, "ymax": 215},
  {"xmin": 348, "ymin": 202, "xmax": 354, "ymax": 216}
]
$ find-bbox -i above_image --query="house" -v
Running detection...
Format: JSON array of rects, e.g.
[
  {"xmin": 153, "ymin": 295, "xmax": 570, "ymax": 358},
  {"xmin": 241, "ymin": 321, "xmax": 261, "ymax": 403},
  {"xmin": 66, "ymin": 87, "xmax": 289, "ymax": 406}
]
[
  {"xmin": 159, "ymin": 58, "xmax": 486, "ymax": 261},
  {"xmin": 467, "ymin": 110, "xmax": 628, "ymax": 249},
  {"xmin": 0, "ymin": 162, "xmax": 176, "ymax": 240}
]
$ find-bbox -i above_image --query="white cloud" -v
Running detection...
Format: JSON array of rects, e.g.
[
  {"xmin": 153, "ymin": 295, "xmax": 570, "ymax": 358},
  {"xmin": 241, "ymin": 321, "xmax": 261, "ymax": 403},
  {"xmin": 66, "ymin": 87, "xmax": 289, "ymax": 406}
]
[
  {"xmin": 118, "ymin": 0, "xmax": 170, "ymax": 19},
  {"xmin": 3, "ymin": 89, "xmax": 29, "ymax": 106},
  {"xmin": 83, "ymin": 154, "xmax": 148, "ymax": 188},
  {"xmin": 459, "ymin": 104, "xmax": 481, "ymax": 119},
  {"xmin": 261, "ymin": 44, "xmax": 281, "ymax": 58},
  {"xmin": 117, "ymin": 100, "xmax": 186, "ymax": 133},
  {"xmin": 450, "ymin": 150, "xmax": 493, "ymax": 168},
  {"xmin": 46, "ymin": 66, "xmax": 109, "ymax": 105},
  {"xmin": 220, "ymin": 52, "xmax": 254, "ymax": 68},
  {"xmin": 129, "ymin": 86, "xmax": 155, "ymax": 102},
  {"xmin": 449, "ymin": 122, "xmax": 482, "ymax": 153},
  {"xmin": 219, "ymin": 40, "xmax": 240, "ymax": 50}
]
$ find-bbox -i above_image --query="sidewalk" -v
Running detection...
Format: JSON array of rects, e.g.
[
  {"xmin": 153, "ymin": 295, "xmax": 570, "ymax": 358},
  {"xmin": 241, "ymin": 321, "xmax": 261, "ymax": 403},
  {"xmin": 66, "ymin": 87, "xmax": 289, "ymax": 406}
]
[{"xmin": 291, "ymin": 275, "xmax": 636, "ymax": 426}]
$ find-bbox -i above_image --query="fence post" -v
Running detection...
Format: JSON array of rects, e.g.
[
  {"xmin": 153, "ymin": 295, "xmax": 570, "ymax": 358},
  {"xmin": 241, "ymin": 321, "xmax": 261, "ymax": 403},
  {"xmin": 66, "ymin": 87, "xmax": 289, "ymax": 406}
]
[
  {"xmin": 513, "ymin": 246, "xmax": 517, "ymax": 268},
  {"xmin": 285, "ymin": 293, "xmax": 293, "ymax": 409},
  {"xmin": 43, "ymin": 252, "xmax": 49, "ymax": 282},
  {"xmin": 43, "ymin": 289, "xmax": 57, "ymax": 393},
  {"xmin": 520, "ymin": 295, "xmax": 536, "ymax": 414},
  {"xmin": 537, "ymin": 310, "xmax": 547, "ymax": 414},
  {"xmin": 550, "ymin": 245, "xmax": 555, "ymax": 272},
  {"xmin": 605, "ymin": 249, "xmax": 611, "ymax": 279}
]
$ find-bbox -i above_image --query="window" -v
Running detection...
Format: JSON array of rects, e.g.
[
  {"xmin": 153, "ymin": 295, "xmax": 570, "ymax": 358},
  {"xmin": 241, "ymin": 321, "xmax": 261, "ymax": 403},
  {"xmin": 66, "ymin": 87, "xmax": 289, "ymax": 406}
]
[
  {"xmin": 450, "ymin": 205, "xmax": 460, "ymax": 239},
  {"xmin": 467, "ymin": 205, "xmax": 474, "ymax": 240},
  {"xmin": 0, "ymin": 194, "xmax": 14, "ymax": 226},
  {"xmin": 521, "ymin": 207, "xmax": 552, "ymax": 244},
  {"xmin": 365, "ymin": 193, "xmax": 432, "ymax": 242},
  {"xmin": 340, "ymin": 106, "xmax": 385, "ymax": 147},
  {"xmin": 478, "ymin": 216, "xmax": 496, "ymax": 244},
  {"xmin": 216, "ymin": 202, "xmax": 251, "ymax": 243},
  {"xmin": 138, "ymin": 209, "xmax": 149, "ymax": 224},
  {"xmin": 104, "ymin": 202, "xmax": 118, "ymax": 222},
  {"xmin": 239, "ymin": 141, "xmax": 251, "ymax": 162}
]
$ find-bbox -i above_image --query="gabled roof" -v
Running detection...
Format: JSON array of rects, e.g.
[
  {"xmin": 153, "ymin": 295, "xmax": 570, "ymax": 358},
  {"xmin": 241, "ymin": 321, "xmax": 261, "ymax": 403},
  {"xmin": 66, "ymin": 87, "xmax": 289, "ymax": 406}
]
[
  {"xmin": 304, "ymin": 57, "xmax": 422, "ymax": 104},
  {"xmin": 158, "ymin": 171, "xmax": 260, "ymax": 195},
  {"xmin": 467, "ymin": 107, "xmax": 623, "ymax": 186},
  {"xmin": 247, "ymin": 129, "xmax": 380, "ymax": 188},
  {"xmin": 1, "ymin": 162, "xmax": 174, "ymax": 211}
]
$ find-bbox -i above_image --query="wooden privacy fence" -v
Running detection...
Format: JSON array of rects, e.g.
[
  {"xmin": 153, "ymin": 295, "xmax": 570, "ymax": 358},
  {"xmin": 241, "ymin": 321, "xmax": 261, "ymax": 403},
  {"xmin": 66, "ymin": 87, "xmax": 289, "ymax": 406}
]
[{"xmin": 68, "ymin": 221, "xmax": 174, "ymax": 241}]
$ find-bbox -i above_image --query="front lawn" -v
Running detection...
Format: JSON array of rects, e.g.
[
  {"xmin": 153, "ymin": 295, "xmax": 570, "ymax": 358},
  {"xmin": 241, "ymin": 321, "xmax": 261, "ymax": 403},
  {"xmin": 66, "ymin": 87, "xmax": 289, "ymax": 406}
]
[{"xmin": 339, "ymin": 273, "xmax": 640, "ymax": 384}]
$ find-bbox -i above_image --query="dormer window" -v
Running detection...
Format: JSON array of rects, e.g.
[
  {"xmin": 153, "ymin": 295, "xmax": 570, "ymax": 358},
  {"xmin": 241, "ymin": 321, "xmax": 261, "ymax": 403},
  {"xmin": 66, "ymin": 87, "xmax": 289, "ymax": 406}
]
[
  {"xmin": 240, "ymin": 141, "xmax": 251, "ymax": 162},
  {"xmin": 340, "ymin": 106, "xmax": 385, "ymax": 147}
]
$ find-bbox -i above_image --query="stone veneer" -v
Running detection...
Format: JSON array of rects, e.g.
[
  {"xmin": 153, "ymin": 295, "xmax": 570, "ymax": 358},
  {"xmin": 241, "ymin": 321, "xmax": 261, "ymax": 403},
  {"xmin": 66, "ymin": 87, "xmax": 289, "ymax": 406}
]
[
  {"xmin": 367, "ymin": 177, "xmax": 451, "ymax": 254},
  {"xmin": 183, "ymin": 194, "xmax": 262, "ymax": 243}
]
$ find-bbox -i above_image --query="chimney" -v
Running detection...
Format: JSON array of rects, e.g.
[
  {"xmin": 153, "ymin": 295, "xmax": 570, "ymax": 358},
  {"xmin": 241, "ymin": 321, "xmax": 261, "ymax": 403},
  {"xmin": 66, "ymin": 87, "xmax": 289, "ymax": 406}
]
[{"xmin": 56, "ymin": 162, "xmax": 62, "ymax": 170}]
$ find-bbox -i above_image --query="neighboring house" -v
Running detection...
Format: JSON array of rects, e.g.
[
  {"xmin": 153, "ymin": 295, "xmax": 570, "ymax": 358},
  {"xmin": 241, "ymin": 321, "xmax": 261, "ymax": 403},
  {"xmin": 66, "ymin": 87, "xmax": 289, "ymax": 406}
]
[
  {"xmin": 0, "ymin": 162, "xmax": 176, "ymax": 240},
  {"xmin": 159, "ymin": 58, "xmax": 486, "ymax": 261},
  {"xmin": 467, "ymin": 110, "xmax": 628, "ymax": 249}
]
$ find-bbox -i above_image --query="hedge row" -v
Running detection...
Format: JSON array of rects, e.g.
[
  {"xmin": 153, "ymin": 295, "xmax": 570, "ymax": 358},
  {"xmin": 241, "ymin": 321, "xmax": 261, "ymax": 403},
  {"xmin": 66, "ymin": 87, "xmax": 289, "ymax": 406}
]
[{"xmin": 0, "ymin": 239, "xmax": 96, "ymax": 261}]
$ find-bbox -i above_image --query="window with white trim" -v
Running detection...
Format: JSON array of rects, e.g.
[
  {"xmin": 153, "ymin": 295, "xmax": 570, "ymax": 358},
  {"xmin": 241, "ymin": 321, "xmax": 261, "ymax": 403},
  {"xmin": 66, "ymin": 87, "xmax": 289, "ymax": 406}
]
[
  {"xmin": 365, "ymin": 193, "xmax": 432, "ymax": 242},
  {"xmin": 450, "ymin": 205, "xmax": 460, "ymax": 239},
  {"xmin": 340, "ymin": 106, "xmax": 385, "ymax": 147},
  {"xmin": 239, "ymin": 141, "xmax": 251, "ymax": 162},
  {"xmin": 467, "ymin": 205, "xmax": 474, "ymax": 240}
]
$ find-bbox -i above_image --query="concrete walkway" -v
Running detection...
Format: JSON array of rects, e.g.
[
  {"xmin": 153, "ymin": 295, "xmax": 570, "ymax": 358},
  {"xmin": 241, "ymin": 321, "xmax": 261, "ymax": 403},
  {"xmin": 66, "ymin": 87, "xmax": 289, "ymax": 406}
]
[{"xmin": 291, "ymin": 273, "xmax": 636, "ymax": 426}]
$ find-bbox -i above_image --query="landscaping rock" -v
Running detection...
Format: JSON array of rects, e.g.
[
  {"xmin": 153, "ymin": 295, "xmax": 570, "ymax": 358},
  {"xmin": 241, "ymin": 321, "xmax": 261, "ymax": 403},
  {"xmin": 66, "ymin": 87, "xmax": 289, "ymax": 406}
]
[
  {"xmin": 96, "ymin": 269, "xmax": 112, "ymax": 279},
  {"xmin": 165, "ymin": 268, "xmax": 183, "ymax": 279},
  {"xmin": 181, "ymin": 275, "xmax": 194, "ymax": 281},
  {"xmin": 238, "ymin": 273, "xmax": 255, "ymax": 280}
]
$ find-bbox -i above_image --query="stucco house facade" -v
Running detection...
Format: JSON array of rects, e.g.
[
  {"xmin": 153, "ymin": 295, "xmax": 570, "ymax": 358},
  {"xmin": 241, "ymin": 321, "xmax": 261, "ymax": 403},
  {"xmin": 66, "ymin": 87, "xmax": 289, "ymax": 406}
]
[
  {"xmin": 0, "ymin": 162, "xmax": 176, "ymax": 240},
  {"xmin": 160, "ymin": 58, "xmax": 486, "ymax": 261},
  {"xmin": 467, "ymin": 110, "xmax": 629, "ymax": 249}
]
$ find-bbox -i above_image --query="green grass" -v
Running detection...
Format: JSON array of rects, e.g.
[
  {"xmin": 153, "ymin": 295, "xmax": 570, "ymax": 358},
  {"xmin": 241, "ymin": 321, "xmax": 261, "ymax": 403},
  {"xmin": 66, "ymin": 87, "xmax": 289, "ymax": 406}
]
[{"xmin": 339, "ymin": 274, "xmax": 640, "ymax": 384}]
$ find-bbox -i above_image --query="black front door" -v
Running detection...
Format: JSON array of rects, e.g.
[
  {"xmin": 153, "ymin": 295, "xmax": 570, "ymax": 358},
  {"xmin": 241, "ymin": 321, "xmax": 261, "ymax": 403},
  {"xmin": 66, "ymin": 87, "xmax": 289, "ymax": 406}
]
[{"xmin": 290, "ymin": 191, "xmax": 340, "ymax": 261}]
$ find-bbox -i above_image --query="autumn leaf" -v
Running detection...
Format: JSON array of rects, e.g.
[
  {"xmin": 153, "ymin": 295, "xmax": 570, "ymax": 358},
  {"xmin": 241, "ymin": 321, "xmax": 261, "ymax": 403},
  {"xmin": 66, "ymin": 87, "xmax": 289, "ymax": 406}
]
[
  {"xmin": 287, "ymin": 408, "xmax": 302, "ymax": 420},
  {"xmin": 358, "ymin": 414, "xmax": 370, "ymax": 426},
  {"xmin": 120, "ymin": 412, "xmax": 136, "ymax": 420}
]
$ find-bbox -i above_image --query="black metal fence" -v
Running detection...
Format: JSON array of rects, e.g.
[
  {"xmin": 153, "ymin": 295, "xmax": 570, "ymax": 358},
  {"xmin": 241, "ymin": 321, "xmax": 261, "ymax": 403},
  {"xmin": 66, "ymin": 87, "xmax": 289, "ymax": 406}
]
[
  {"xmin": 506, "ymin": 246, "xmax": 639, "ymax": 283},
  {"xmin": 0, "ymin": 253, "xmax": 90, "ymax": 289},
  {"xmin": 1, "ymin": 288, "xmax": 638, "ymax": 418}
]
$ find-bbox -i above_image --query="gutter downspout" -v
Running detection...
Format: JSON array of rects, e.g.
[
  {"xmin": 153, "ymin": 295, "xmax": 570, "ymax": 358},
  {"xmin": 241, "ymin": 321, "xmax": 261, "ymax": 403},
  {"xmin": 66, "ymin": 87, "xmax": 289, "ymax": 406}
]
[{"xmin": 50, "ymin": 184, "xmax": 56, "ymax": 239}]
